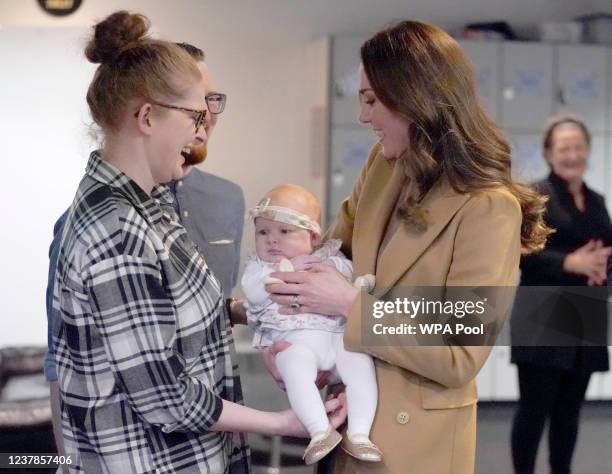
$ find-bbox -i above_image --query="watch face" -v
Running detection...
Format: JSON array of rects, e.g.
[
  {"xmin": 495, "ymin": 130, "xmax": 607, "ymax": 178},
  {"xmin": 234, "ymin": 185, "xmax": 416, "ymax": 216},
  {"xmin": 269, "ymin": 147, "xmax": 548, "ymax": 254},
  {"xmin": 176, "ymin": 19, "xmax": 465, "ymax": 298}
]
[{"xmin": 37, "ymin": 0, "xmax": 83, "ymax": 17}]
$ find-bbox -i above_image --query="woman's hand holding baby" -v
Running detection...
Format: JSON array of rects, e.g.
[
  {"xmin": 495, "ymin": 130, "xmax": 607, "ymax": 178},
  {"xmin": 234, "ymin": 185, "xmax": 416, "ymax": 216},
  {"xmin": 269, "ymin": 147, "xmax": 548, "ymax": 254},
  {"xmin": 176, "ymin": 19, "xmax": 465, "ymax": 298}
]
[
  {"xmin": 266, "ymin": 263, "xmax": 360, "ymax": 318},
  {"xmin": 279, "ymin": 391, "xmax": 347, "ymax": 437}
]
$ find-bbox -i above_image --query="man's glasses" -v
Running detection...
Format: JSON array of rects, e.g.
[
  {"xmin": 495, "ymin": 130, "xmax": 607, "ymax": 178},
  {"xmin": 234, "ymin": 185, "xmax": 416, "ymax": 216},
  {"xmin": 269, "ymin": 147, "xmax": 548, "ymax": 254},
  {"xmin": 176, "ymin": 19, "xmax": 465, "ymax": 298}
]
[
  {"xmin": 136, "ymin": 93, "xmax": 226, "ymax": 133},
  {"xmin": 152, "ymin": 102, "xmax": 207, "ymax": 132},
  {"xmin": 205, "ymin": 93, "xmax": 226, "ymax": 115}
]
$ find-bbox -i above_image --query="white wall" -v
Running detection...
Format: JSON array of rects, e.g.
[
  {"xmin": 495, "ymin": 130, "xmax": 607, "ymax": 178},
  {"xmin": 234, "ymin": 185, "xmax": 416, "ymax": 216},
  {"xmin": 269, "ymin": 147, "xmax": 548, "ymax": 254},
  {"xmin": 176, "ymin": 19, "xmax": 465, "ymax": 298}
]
[
  {"xmin": 0, "ymin": 0, "xmax": 333, "ymax": 347},
  {"xmin": 0, "ymin": 0, "xmax": 609, "ymax": 347},
  {"xmin": 0, "ymin": 26, "xmax": 96, "ymax": 347}
]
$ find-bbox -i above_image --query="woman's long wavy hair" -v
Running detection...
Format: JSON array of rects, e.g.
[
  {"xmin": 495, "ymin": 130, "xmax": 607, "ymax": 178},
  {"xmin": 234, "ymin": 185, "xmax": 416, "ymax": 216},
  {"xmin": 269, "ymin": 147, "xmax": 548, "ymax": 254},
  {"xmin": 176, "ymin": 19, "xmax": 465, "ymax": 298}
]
[{"xmin": 361, "ymin": 20, "xmax": 550, "ymax": 253}]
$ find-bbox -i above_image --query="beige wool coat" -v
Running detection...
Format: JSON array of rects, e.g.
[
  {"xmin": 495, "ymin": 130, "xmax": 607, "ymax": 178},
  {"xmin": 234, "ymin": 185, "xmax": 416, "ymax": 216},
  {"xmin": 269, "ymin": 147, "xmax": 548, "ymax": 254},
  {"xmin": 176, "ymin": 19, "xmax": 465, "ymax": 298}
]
[{"xmin": 325, "ymin": 144, "xmax": 522, "ymax": 474}]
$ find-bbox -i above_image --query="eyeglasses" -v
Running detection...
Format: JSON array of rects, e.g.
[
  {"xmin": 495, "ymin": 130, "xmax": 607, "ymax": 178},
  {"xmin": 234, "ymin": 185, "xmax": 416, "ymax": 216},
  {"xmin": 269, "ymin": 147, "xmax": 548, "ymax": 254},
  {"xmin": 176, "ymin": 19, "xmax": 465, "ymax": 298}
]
[
  {"xmin": 152, "ymin": 102, "xmax": 207, "ymax": 133},
  {"xmin": 205, "ymin": 93, "xmax": 227, "ymax": 115}
]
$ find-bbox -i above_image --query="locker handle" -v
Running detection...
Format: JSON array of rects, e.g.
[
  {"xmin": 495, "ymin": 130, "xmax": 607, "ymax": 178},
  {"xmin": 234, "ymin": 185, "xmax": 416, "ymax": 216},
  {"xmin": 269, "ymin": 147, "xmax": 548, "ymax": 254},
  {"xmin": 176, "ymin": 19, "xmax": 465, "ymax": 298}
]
[
  {"xmin": 557, "ymin": 87, "xmax": 567, "ymax": 106},
  {"xmin": 333, "ymin": 82, "xmax": 344, "ymax": 99},
  {"xmin": 503, "ymin": 86, "xmax": 515, "ymax": 101}
]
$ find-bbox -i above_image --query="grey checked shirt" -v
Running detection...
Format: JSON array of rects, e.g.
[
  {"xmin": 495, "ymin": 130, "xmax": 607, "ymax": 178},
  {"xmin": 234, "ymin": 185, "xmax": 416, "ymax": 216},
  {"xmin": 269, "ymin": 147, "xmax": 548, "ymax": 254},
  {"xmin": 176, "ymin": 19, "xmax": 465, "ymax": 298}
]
[{"xmin": 53, "ymin": 152, "xmax": 250, "ymax": 473}]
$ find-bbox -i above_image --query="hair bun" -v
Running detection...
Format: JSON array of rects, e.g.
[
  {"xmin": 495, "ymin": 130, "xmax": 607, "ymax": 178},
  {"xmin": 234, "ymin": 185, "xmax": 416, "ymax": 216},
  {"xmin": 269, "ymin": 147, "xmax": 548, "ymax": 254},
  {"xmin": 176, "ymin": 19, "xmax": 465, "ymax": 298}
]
[{"xmin": 85, "ymin": 10, "xmax": 150, "ymax": 64}]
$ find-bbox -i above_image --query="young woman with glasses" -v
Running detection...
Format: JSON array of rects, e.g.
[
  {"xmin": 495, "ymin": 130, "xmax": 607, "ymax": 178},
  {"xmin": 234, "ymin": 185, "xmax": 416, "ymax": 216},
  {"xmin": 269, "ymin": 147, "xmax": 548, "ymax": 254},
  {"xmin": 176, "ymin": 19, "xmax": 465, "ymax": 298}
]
[{"xmin": 51, "ymin": 11, "xmax": 345, "ymax": 473}]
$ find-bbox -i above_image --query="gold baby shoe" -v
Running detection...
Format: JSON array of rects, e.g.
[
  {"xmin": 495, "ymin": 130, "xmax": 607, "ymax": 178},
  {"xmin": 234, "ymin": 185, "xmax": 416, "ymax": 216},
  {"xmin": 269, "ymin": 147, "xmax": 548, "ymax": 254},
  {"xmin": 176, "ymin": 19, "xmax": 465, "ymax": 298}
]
[
  {"xmin": 303, "ymin": 427, "xmax": 342, "ymax": 465},
  {"xmin": 340, "ymin": 436, "xmax": 383, "ymax": 462}
]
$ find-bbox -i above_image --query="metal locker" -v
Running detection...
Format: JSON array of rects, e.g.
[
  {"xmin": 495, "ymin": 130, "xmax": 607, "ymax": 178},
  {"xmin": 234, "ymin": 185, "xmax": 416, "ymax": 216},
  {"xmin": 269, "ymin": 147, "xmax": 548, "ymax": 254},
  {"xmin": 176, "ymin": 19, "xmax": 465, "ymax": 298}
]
[
  {"xmin": 327, "ymin": 129, "xmax": 376, "ymax": 221},
  {"xmin": 556, "ymin": 44, "xmax": 607, "ymax": 133},
  {"xmin": 459, "ymin": 40, "xmax": 502, "ymax": 122},
  {"xmin": 507, "ymin": 132, "xmax": 548, "ymax": 184},
  {"xmin": 583, "ymin": 134, "xmax": 607, "ymax": 196},
  {"xmin": 501, "ymin": 42, "xmax": 554, "ymax": 130},
  {"xmin": 330, "ymin": 36, "xmax": 366, "ymax": 127}
]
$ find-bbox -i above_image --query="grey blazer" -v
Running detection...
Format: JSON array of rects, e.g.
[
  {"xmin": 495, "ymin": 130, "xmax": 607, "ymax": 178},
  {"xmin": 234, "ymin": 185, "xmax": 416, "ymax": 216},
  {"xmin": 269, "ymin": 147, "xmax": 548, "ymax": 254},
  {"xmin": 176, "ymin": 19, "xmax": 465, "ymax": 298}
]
[{"xmin": 171, "ymin": 168, "xmax": 245, "ymax": 297}]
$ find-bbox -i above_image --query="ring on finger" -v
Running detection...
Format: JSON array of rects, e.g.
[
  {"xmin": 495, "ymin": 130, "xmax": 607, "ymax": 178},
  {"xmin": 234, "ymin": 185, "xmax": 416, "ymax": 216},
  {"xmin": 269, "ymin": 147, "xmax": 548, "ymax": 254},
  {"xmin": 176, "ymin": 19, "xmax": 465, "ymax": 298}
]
[{"xmin": 290, "ymin": 294, "xmax": 300, "ymax": 309}]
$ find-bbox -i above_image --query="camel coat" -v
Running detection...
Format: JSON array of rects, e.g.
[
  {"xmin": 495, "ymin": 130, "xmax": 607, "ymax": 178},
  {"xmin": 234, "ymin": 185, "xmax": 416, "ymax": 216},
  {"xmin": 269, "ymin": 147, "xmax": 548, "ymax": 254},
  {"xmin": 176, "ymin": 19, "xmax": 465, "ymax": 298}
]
[{"xmin": 325, "ymin": 144, "xmax": 522, "ymax": 474}]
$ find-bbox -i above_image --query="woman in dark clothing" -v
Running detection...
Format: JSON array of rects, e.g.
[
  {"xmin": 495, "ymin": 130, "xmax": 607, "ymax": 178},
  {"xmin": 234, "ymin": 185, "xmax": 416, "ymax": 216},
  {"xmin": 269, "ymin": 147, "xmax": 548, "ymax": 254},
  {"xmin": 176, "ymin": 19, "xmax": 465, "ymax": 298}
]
[{"xmin": 511, "ymin": 115, "xmax": 611, "ymax": 474}]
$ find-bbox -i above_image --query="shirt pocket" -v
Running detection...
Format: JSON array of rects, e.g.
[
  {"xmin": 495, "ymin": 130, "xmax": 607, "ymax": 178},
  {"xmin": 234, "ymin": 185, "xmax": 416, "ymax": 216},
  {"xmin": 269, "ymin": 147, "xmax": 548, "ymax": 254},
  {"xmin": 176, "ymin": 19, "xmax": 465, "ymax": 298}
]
[
  {"xmin": 198, "ymin": 239, "xmax": 238, "ymax": 293},
  {"xmin": 208, "ymin": 239, "xmax": 235, "ymax": 245}
]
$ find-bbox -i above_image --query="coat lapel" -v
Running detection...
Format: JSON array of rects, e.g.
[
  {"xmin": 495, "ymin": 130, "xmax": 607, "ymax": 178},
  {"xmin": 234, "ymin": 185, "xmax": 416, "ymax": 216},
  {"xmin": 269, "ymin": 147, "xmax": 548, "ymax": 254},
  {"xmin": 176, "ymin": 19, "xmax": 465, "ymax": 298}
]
[
  {"xmin": 351, "ymin": 158, "xmax": 405, "ymax": 277},
  {"xmin": 373, "ymin": 180, "xmax": 471, "ymax": 298}
]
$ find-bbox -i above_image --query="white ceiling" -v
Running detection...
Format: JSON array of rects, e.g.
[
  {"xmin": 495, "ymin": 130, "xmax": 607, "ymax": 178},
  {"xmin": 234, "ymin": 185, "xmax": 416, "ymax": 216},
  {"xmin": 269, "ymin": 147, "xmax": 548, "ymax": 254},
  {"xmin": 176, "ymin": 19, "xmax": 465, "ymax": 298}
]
[
  {"xmin": 1, "ymin": 0, "xmax": 610, "ymax": 41},
  {"xmin": 210, "ymin": 0, "xmax": 612, "ymax": 39}
]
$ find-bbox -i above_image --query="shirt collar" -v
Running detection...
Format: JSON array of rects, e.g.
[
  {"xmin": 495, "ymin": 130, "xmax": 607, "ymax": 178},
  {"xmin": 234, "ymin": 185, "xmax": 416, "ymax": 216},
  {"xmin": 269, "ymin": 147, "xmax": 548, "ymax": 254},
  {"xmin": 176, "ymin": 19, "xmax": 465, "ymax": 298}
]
[
  {"xmin": 548, "ymin": 170, "xmax": 587, "ymax": 195},
  {"xmin": 85, "ymin": 151, "xmax": 175, "ymax": 224},
  {"xmin": 166, "ymin": 180, "xmax": 177, "ymax": 194}
]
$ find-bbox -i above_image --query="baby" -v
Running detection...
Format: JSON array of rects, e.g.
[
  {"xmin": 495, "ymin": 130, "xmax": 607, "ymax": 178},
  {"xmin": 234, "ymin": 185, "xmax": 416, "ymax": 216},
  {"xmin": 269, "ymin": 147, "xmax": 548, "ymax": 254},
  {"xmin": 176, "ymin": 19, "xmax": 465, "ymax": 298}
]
[{"xmin": 241, "ymin": 184, "xmax": 381, "ymax": 465}]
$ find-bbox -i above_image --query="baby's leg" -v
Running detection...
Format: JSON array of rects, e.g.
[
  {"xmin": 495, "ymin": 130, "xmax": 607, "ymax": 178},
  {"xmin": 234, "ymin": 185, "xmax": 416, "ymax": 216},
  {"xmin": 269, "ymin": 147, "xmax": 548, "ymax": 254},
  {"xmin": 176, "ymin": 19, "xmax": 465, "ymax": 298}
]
[
  {"xmin": 334, "ymin": 334, "xmax": 378, "ymax": 441},
  {"xmin": 276, "ymin": 342, "xmax": 328, "ymax": 438}
]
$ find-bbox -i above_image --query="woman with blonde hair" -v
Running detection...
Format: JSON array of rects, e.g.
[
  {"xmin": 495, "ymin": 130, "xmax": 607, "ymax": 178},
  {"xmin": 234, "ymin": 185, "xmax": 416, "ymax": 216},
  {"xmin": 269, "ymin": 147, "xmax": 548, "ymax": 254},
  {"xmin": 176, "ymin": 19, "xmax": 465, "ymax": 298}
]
[
  {"xmin": 266, "ymin": 20, "xmax": 549, "ymax": 473},
  {"xmin": 52, "ymin": 11, "xmax": 346, "ymax": 473}
]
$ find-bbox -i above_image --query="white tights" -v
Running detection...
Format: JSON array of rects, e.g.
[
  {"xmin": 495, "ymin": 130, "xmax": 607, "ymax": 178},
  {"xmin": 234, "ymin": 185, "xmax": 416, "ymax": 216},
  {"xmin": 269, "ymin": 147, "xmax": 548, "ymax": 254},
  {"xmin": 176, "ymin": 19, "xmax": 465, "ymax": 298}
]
[{"xmin": 275, "ymin": 330, "xmax": 377, "ymax": 440}]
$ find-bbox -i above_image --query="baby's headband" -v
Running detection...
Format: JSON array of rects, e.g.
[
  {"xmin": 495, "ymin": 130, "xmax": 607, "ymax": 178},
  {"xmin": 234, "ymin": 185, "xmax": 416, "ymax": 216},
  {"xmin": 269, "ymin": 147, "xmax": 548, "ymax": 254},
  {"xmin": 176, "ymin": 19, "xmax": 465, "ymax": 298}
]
[{"xmin": 248, "ymin": 197, "xmax": 321, "ymax": 235}]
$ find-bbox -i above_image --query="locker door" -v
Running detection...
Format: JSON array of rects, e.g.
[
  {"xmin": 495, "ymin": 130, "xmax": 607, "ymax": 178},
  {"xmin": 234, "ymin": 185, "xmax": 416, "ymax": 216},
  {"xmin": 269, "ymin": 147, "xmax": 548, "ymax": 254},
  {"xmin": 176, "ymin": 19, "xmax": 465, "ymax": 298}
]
[
  {"xmin": 584, "ymin": 134, "xmax": 607, "ymax": 196},
  {"xmin": 331, "ymin": 36, "xmax": 366, "ymax": 127},
  {"xmin": 608, "ymin": 135, "xmax": 612, "ymax": 212},
  {"xmin": 327, "ymin": 129, "xmax": 376, "ymax": 220},
  {"xmin": 607, "ymin": 48, "xmax": 612, "ymax": 132},
  {"xmin": 328, "ymin": 36, "xmax": 371, "ymax": 223},
  {"xmin": 556, "ymin": 45, "xmax": 607, "ymax": 133},
  {"xmin": 501, "ymin": 42, "xmax": 554, "ymax": 130},
  {"xmin": 507, "ymin": 132, "xmax": 549, "ymax": 184},
  {"xmin": 459, "ymin": 40, "xmax": 501, "ymax": 122}
]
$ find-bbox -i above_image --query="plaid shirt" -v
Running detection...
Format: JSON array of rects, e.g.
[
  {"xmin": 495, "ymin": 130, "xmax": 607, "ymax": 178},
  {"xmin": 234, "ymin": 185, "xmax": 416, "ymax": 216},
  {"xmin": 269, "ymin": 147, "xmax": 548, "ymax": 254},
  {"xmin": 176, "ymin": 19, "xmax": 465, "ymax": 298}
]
[{"xmin": 53, "ymin": 152, "xmax": 250, "ymax": 473}]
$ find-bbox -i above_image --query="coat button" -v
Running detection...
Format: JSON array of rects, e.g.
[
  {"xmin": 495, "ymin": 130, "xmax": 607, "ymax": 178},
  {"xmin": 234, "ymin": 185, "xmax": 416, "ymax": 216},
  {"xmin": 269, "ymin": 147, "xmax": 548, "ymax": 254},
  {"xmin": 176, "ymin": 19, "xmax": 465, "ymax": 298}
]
[{"xmin": 396, "ymin": 411, "xmax": 410, "ymax": 425}]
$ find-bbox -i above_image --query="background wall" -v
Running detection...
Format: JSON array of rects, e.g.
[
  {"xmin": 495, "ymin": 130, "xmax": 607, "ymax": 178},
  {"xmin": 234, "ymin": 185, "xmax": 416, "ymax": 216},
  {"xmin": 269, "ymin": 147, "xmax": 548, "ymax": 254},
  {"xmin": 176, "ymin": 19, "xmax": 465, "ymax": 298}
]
[{"xmin": 0, "ymin": 0, "xmax": 611, "ymax": 347}]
